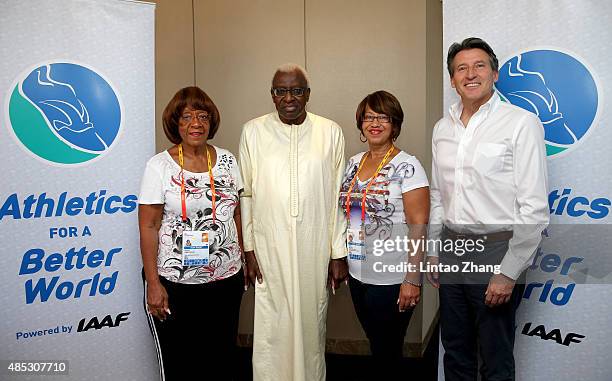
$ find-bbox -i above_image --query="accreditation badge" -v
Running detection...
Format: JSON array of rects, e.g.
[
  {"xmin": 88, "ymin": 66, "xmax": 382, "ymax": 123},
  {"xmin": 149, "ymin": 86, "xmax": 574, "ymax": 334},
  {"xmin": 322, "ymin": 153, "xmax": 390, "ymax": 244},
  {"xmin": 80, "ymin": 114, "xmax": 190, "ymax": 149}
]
[
  {"xmin": 347, "ymin": 227, "xmax": 366, "ymax": 261},
  {"xmin": 182, "ymin": 230, "xmax": 211, "ymax": 266}
]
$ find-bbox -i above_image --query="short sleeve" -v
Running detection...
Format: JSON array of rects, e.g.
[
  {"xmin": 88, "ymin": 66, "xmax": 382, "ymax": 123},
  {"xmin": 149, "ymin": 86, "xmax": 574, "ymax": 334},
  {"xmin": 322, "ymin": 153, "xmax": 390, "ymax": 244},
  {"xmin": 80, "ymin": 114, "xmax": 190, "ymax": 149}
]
[
  {"xmin": 139, "ymin": 159, "xmax": 164, "ymax": 204},
  {"xmin": 400, "ymin": 154, "xmax": 429, "ymax": 194},
  {"xmin": 344, "ymin": 153, "xmax": 365, "ymax": 183},
  {"xmin": 228, "ymin": 152, "xmax": 243, "ymax": 192}
]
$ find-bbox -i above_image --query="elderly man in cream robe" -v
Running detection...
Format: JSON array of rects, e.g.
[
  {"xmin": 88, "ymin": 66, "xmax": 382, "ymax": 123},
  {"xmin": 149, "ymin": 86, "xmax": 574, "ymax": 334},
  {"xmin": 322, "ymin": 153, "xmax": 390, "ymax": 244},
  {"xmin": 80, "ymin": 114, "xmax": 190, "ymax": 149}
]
[{"xmin": 239, "ymin": 63, "xmax": 348, "ymax": 381}]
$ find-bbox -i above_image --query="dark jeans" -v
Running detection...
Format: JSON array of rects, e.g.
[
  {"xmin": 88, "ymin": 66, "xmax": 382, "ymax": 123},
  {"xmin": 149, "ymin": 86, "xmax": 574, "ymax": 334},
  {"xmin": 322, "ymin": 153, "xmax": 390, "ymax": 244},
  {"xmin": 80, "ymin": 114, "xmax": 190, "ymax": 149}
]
[
  {"xmin": 439, "ymin": 240, "xmax": 525, "ymax": 381},
  {"xmin": 349, "ymin": 275, "xmax": 414, "ymax": 379},
  {"xmin": 143, "ymin": 270, "xmax": 244, "ymax": 381}
]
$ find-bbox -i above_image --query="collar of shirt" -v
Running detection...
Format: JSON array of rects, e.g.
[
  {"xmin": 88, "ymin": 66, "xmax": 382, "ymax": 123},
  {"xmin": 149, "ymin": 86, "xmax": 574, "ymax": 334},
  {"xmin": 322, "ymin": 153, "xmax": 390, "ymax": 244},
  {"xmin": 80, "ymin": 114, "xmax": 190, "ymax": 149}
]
[
  {"xmin": 449, "ymin": 92, "xmax": 500, "ymax": 131},
  {"xmin": 272, "ymin": 111, "xmax": 312, "ymax": 128}
]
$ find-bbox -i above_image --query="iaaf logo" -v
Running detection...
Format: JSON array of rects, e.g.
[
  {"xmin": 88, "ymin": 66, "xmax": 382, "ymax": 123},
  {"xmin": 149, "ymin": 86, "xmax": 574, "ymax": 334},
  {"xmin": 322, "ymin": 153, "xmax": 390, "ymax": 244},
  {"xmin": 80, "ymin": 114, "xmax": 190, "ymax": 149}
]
[
  {"xmin": 5, "ymin": 61, "xmax": 122, "ymax": 166},
  {"xmin": 496, "ymin": 49, "xmax": 600, "ymax": 158},
  {"xmin": 521, "ymin": 322, "xmax": 585, "ymax": 346},
  {"xmin": 77, "ymin": 312, "xmax": 130, "ymax": 332}
]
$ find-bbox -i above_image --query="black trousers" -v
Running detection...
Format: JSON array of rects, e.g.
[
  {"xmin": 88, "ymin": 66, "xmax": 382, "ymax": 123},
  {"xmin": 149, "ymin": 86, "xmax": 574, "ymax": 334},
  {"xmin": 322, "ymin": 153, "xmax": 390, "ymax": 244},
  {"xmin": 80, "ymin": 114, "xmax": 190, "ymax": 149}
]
[
  {"xmin": 349, "ymin": 275, "xmax": 414, "ymax": 379},
  {"xmin": 143, "ymin": 270, "xmax": 244, "ymax": 381},
  {"xmin": 439, "ymin": 240, "xmax": 525, "ymax": 381}
]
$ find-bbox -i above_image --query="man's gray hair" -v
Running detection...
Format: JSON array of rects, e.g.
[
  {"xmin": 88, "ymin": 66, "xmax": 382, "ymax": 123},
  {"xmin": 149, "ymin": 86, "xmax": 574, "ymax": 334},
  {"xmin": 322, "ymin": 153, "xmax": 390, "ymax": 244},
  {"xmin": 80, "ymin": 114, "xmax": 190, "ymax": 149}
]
[{"xmin": 272, "ymin": 63, "xmax": 310, "ymax": 88}]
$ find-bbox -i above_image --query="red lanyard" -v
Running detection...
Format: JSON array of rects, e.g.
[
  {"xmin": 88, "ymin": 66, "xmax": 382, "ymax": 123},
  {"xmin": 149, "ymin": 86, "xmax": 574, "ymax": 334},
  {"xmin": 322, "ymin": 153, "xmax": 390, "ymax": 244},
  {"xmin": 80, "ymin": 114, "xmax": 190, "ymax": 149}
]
[
  {"xmin": 344, "ymin": 146, "xmax": 395, "ymax": 225},
  {"xmin": 178, "ymin": 144, "xmax": 216, "ymax": 223}
]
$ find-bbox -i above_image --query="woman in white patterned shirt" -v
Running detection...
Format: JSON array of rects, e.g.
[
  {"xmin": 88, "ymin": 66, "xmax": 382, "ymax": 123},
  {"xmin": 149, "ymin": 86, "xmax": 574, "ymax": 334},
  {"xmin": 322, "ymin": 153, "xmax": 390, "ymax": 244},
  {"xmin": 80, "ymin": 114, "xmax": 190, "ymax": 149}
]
[
  {"xmin": 139, "ymin": 87, "xmax": 245, "ymax": 380},
  {"xmin": 339, "ymin": 91, "xmax": 429, "ymax": 376}
]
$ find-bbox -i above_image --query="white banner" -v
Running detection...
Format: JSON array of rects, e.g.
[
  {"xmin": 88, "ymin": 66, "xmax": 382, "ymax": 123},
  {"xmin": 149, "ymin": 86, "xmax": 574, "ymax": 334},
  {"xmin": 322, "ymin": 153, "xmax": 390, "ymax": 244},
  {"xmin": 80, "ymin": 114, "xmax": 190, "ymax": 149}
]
[
  {"xmin": 0, "ymin": 1, "xmax": 158, "ymax": 380},
  {"xmin": 443, "ymin": 1, "xmax": 612, "ymax": 380}
]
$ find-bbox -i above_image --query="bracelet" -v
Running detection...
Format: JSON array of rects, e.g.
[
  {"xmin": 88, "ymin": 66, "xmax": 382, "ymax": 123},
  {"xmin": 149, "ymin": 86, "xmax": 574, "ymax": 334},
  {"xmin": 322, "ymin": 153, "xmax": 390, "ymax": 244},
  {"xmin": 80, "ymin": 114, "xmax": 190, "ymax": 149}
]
[{"xmin": 402, "ymin": 278, "xmax": 422, "ymax": 287}]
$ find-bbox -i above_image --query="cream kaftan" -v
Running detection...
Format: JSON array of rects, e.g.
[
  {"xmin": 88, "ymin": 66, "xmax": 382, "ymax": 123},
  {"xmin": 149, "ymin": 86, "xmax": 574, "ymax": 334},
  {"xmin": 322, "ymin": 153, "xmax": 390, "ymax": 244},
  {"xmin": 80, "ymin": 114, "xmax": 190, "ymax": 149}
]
[{"xmin": 239, "ymin": 112, "xmax": 346, "ymax": 381}]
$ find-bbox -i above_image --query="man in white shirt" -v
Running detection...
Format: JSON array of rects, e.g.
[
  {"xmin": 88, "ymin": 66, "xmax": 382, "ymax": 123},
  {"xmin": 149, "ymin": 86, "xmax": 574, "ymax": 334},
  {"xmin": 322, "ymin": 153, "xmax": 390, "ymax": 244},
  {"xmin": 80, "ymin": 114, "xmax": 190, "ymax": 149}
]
[{"xmin": 427, "ymin": 38, "xmax": 549, "ymax": 380}]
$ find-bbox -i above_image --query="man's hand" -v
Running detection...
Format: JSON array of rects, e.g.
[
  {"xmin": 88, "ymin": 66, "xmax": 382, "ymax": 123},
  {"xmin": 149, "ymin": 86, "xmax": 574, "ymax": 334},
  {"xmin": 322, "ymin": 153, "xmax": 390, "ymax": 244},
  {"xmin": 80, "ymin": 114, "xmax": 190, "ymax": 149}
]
[
  {"xmin": 398, "ymin": 283, "xmax": 420, "ymax": 312},
  {"xmin": 425, "ymin": 256, "xmax": 440, "ymax": 288},
  {"xmin": 147, "ymin": 280, "xmax": 170, "ymax": 321},
  {"xmin": 328, "ymin": 258, "xmax": 348, "ymax": 294},
  {"xmin": 244, "ymin": 250, "xmax": 263, "ymax": 288},
  {"xmin": 485, "ymin": 273, "xmax": 516, "ymax": 306}
]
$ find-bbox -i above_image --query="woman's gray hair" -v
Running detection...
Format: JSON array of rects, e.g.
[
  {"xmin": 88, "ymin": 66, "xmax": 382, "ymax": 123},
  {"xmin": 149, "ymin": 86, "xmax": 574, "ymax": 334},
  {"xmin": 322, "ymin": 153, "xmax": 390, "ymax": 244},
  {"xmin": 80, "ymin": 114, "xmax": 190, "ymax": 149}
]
[{"xmin": 272, "ymin": 63, "xmax": 310, "ymax": 87}]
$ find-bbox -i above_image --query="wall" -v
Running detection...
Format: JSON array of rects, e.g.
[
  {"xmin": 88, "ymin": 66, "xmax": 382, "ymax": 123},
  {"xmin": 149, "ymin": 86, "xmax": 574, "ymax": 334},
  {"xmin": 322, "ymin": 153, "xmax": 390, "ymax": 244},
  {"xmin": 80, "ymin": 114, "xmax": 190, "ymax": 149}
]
[
  {"xmin": 154, "ymin": 0, "xmax": 195, "ymax": 152},
  {"xmin": 153, "ymin": 0, "xmax": 443, "ymax": 355}
]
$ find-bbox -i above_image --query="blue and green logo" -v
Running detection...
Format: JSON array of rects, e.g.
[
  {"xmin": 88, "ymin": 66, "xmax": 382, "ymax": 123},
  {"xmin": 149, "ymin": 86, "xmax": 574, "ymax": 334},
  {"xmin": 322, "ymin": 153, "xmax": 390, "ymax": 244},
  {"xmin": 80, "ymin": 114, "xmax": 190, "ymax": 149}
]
[
  {"xmin": 7, "ymin": 62, "xmax": 122, "ymax": 165},
  {"xmin": 496, "ymin": 50, "xmax": 600, "ymax": 158}
]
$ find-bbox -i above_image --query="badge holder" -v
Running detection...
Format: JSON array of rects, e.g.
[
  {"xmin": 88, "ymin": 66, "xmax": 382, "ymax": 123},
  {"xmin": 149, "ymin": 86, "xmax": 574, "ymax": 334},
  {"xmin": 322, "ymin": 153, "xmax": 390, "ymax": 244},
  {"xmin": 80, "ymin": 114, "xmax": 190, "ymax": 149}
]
[
  {"xmin": 182, "ymin": 230, "xmax": 212, "ymax": 266},
  {"xmin": 177, "ymin": 143, "xmax": 216, "ymax": 267},
  {"xmin": 344, "ymin": 146, "xmax": 395, "ymax": 263},
  {"xmin": 347, "ymin": 226, "xmax": 366, "ymax": 261}
]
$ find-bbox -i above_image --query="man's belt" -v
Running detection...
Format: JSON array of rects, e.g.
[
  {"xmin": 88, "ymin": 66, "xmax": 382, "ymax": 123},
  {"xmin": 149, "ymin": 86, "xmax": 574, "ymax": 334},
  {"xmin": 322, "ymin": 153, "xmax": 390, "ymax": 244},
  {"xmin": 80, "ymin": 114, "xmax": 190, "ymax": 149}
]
[{"xmin": 442, "ymin": 226, "xmax": 513, "ymax": 242}]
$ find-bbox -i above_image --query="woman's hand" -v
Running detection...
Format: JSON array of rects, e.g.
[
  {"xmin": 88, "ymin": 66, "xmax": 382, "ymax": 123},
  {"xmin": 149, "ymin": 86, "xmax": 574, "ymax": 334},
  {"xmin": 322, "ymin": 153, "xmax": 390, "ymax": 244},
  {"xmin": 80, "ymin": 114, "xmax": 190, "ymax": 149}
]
[
  {"xmin": 398, "ymin": 283, "xmax": 421, "ymax": 312},
  {"xmin": 244, "ymin": 250, "xmax": 263, "ymax": 288},
  {"xmin": 147, "ymin": 280, "xmax": 170, "ymax": 321},
  {"xmin": 139, "ymin": 204, "xmax": 167, "ymax": 320},
  {"xmin": 399, "ymin": 186, "xmax": 428, "ymax": 312},
  {"xmin": 328, "ymin": 258, "xmax": 348, "ymax": 294}
]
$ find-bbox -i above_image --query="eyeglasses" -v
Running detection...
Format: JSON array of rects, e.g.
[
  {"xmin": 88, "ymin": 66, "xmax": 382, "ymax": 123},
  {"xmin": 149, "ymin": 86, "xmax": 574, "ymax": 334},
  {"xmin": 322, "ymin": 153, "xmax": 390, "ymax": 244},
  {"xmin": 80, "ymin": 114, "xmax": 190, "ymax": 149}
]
[
  {"xmin": 363, "ymin": 114, "xmax": 391, "ymax": 123},
  {"xmin": 271, "ymin": 87, "xmax": 308, "ymax": 97},
  {"xmin": 180, "ymin": 112, "xmax": 210, "ymax": 124}
]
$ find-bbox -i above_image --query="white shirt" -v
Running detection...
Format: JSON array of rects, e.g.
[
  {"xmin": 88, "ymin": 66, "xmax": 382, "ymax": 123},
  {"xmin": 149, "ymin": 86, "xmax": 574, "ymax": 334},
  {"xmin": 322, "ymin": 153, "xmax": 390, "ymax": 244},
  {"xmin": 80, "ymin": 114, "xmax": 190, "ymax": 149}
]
[
  {"xmin": 139, "ymin": 147, "xmax": 243, "ymax": 284},
  {"xmin": 340, "ymin": 150, "xmax": 429, "ymax": 285},
  {"xmin": 429, "ymin": 93, "xmax": 549, "ymax": 279},
  {"xmin": 239, "ymin": 112, "xmax": 346, "ymax": 381}
]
